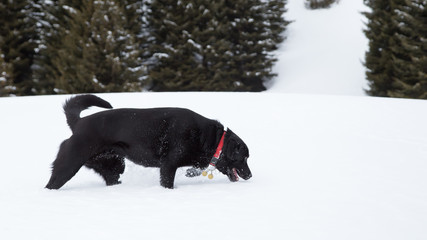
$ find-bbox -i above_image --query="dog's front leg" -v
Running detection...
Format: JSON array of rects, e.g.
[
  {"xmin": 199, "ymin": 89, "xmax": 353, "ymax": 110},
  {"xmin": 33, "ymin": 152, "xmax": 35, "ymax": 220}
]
[{"xmin": 159, "ymin": 164, "xmax": 177, "ymax": 189}]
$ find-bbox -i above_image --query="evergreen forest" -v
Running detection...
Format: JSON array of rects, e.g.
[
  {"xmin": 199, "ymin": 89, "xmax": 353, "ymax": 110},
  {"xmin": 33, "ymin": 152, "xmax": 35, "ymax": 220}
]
[{"xmin": 0, "ymin": 0, "xmax": 288, "ymax": 96}]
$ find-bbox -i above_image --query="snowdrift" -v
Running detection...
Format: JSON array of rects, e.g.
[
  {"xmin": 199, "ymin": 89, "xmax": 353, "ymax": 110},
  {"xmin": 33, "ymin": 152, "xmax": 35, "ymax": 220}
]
[{"xmin": 0, "ymin": 92, "xmax": 426, "ymax": 240}]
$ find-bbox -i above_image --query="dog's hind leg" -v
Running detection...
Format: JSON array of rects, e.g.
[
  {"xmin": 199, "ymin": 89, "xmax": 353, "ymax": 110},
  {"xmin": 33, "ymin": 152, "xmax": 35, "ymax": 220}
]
[
  {"xmin": 45, "ymin": 136, "xmax": 91, "ymax": 189},
  {"xmin": 85, "ymin": 154, "xmax": 125, "ymax": 186}
]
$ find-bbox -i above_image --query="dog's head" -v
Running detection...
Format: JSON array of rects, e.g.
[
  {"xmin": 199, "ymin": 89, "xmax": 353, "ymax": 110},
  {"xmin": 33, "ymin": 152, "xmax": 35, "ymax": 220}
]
[{"xmin": 216, "ymin": 129, "xmax": 252, "ymax": 182}]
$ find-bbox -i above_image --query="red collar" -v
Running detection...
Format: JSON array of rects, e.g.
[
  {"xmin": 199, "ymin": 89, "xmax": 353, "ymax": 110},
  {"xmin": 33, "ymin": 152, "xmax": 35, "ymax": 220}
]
[{"xmin": 210, "ymin": 131, "xmax": 226, "ymax": 166}]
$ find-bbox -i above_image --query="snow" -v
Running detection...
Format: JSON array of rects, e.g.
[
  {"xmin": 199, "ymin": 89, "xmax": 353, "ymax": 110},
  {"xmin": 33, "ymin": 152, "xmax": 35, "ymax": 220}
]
[
  {"xmin": 187, "ymin": 39, "xmax": 202, "ymax": 50},
  {"xmin": 62, "ymin": 5, "xmax": 77, "ymax": 14},
  {"xmin": 1, "ymin": 1, "xmax": 427, "ymax": 239},
  {"xmin": 1, "ymin": 93, "xmax": 427, "ymax": 239},
  {"xmin": 269, "ymin": 0, "xmax": 369, "ymax": 96}
]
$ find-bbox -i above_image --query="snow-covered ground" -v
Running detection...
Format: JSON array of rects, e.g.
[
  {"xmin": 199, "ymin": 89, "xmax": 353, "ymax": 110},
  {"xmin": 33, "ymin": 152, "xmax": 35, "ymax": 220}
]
[
  {"xmin": 1, "ymin": 93, "xmax": 427, "ymax": 239},
  {"xmin": 1, "ymin": 1, "xmax": 427, "ymax": 240},
  {"xmin": 270, "ymin": 0, "xmax": 369, "ymax": 95}
]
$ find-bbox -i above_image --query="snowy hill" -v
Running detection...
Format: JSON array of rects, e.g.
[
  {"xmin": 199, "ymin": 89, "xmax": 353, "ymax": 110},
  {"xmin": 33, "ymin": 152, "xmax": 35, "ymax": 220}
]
[
  {"xmin": 1, "ymin": 93, "xmax": 427, "ymax": 240},
  {"xmin": 270, "ymin": 0, "xmax": 369, "ymax": 95},
  {"xmin": 1, "ymin": 1, "xmax": 427, "ymax": 240}
]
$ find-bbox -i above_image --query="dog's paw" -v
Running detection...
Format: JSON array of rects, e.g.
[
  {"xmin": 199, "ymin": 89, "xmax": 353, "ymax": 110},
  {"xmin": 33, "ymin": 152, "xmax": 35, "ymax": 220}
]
[
  {"xmin": 185, "ymin": 168, "xmax": 202, "ymax": 177},
  {"xmin": 106, "ymin": 179, "xmax": 122, "ymax": 186}
]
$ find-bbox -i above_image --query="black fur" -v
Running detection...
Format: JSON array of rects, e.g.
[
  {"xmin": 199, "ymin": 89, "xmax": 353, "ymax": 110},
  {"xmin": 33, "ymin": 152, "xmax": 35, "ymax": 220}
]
[
  {"xmin": 63, "ymin": 94, "xmax": 112, "ymax": 132},
  {"xmin": 46, "ymin": 94, "xmax": 251, "ymax": 189}
]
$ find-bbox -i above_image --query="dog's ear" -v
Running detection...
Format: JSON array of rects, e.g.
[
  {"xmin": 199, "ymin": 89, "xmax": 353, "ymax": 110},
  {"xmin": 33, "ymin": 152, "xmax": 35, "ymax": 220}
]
[
  {"xmin": 224, "ymin": 129, "xmax": 248, "ymax": 161},
  {"xmin": 225, "ymin": 138, "xmax": 240, "ymax": 161},
  {"xmin": 201, "ymin": 123, "xmax": 223, "ymax": 150}
]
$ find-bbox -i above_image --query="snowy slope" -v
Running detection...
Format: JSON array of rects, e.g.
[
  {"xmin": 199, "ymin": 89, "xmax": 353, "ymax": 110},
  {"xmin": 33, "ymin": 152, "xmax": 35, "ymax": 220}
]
[
  {"xmin": 270, "ymin": 0, "xmax": 369, "ymax": 95},
  {"xmin": 1, "ymin": 93, "xmax": 427, "ymax": 240},
  {"xmin": 1, "ymin": 1, "xmax": 427, "ymax": 240}
]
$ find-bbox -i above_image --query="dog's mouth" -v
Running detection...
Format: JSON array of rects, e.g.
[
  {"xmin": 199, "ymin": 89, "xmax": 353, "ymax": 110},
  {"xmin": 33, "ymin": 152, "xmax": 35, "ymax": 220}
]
[
  {"xmin": 227, "ymin": 168, "xmax": 240, "ymax": 182},
  {"xmin": 227, "ymin": 168, "xmax": 253, "ymax": 182}
]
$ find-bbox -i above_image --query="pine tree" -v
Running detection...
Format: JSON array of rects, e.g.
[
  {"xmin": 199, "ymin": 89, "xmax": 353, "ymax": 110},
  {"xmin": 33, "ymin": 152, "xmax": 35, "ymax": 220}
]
[
  {"xmin": 364, "ymin": 0, "xmax": 427, "ymax": 98},
  {"xmin": 52, "ymin": 1, "xmax": 97, "ymax": 93},
  {"xmin": 388, "ymin": 0, "xmax": 427, "ymax": 98},
  {"xmin": 305, "ymin": 0, "xmax": 338, "ymax": 9},
  {"xmin": 85, "ymin": 0, "xmax": 144, "ymax": 92},
  {"xmin": 363, "ymin": 0, "xmax": 396, "ymax": 97},
  {"xmin": 221, "ymin": 0, "xmax": 288, "ymax": 91},
  {"xmin": 0, "ymin": 48, "xmax": 13, "ymax": 96},
  {"xmin": 265, "ymin": 0, "xmax": 288, "ymax": 47},
  {"xmin": 146, "ymin": 0, "xmax": 288, "ymax": 91},
  {"xmin": 37, "ymin": 0, "xmax": 145, "ymax": 94},
  {"xmin": 0, "ymin": 0, "xmax": 39, "ymax": 96},
  {"xmin": 145, "ymin": 0, "xmax": 200, "ymax": 91},
  {"xmin": 33, "ymin": 0, "xmax": 80, "ymax": 94},
  {"xmin": 120, "ymin": 0, "xmax": 150, "ymax": 61}
]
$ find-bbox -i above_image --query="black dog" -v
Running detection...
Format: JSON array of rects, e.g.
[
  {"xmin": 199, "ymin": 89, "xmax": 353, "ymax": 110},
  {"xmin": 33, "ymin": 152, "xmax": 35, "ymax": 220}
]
[{"xmin": 46, "ymin": 95, "xmax": 252, "ymax": 189}]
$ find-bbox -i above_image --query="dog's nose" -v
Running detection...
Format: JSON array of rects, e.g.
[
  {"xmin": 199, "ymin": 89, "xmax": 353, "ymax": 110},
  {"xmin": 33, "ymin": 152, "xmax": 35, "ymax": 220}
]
[{"xmin": 243, "ymin": 172, "xmax": 252, "ymax": 180}]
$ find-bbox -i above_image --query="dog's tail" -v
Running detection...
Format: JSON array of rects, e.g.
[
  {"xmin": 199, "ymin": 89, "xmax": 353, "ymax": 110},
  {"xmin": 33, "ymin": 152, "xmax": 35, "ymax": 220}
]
[{"xmin": 63, "ymin": 94, "xmax": 113, "ymax": 132}]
